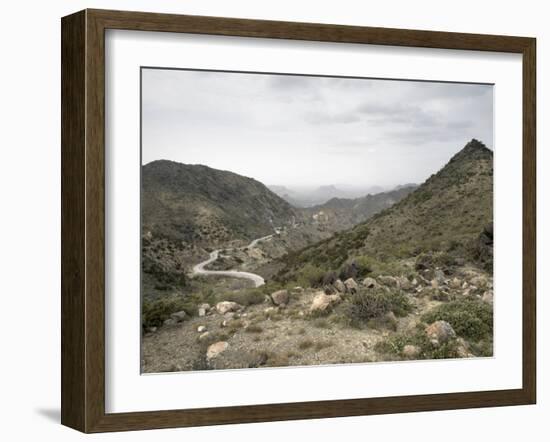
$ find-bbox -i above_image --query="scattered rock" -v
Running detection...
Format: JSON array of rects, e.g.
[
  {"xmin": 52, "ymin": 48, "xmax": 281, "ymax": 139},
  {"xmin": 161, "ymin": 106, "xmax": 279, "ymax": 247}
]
[
  {"xmin": 378, "ymin": 275, "xmax": 398, "ymax": 287},
  {"xmin": 482, "ymin": 290, "xmax": 494, "ymax": 304},
  {"xmin": 197, "ymin": 325, "xmax": 207, "ymax": 333},
  {"xmin": 310, "ymin": 292, "xmax": 341, "ymax": 313},
  {"xmin": 362, "ymin": 277, "xmax": 378, "ymax": 289},
  {"xmin": 163, "ymin": 318, "xmax": 177, "ymax": 327},
  {"xmin": 146, "ymin": 326, "xmax": 157, "ymax": 333},
  {"xmin": 425, "ymin": 321, "xmax": 456, "ymax": 346},
  {"xmin": 264, "ymin": 307, "xmax": 277, "ymax": 314},
  {"xmin": 216, "ymin": 301, "xmax": 241, "ymax": 314},
  {"xmin": 430, "ymin": 279, "xmax": 439, "ymax": 289},
  {"xmin": 293, "ymin": 286, "xmax": 304, "ymax": 293},
  {"xmin": 270, "ymin": 289, "xmax": 290, "ymax": 306},
  {"xmin": 344, "ymin": 278, "xmax": 359, "ymax": 293},
  {"xmin": 462, "ymin": 281, "xmax": 469, "ymax": 289},
  {"xmin": 334, "ymin": 279, "xmax": 346, "ymax": 293},
  {"xmin": 206, "ymin": 341, "xmax": 229, "ymax": 360},
  {"xmin": 170, "ymin": 311, "xmax": 187, "ymax": 323},
  {"xmin": 402, "ymin": 345, "xmax": 421, "ymax": 359}
]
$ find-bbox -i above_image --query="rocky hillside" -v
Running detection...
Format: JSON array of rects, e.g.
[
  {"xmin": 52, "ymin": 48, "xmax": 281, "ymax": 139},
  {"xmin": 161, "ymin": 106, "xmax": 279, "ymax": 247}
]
[
  {"xmin": 276, "ymin": 139, "xmax": 493, "ymax": 283},
  {"xmin": 142, "ymin": 160, "xmax": 297, "ymax": 246}
]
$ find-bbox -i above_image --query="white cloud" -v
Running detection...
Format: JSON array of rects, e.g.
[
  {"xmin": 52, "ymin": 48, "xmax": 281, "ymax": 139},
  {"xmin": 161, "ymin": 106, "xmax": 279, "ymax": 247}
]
[{"xmin": 142, "ymin": 68, "xmax": 493, "ymax": 188}]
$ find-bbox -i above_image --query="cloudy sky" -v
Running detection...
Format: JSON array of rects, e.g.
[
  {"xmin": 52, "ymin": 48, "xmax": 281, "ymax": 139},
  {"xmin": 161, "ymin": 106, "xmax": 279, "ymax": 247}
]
[{"xmin": 142, "ymin": 68, "xmax": 493, "ymax": 189}]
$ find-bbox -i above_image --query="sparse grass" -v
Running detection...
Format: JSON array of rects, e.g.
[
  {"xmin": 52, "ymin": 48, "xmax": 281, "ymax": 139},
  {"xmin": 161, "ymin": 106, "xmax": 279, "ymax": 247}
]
[
  {"xmin": 312, "ymin": 318, "xmax": 331, "ymax": 329},
  {"xmin": 298, "ymin": 339, "xmax": 314, "ymax": 350},
  {"xmin": 314, "ymin": 340, "xmax": 334, "ymax": 351},
  {"xmin": 245, "ymin": 324, "xmax": 264, "ymax": 334}
]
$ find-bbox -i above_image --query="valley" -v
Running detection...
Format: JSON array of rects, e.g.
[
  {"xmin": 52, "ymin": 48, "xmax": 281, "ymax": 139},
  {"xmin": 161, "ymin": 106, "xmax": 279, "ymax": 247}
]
[{"xmin": 141, "ymin": 139, "xmax": 494, "ymax": 373}]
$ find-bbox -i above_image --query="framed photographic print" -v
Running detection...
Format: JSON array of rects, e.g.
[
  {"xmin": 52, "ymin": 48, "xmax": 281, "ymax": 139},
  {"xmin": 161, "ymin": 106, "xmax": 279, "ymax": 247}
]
[{"xmin": 61, "ymin": 9, "xmax": 536, "ymax": 433}]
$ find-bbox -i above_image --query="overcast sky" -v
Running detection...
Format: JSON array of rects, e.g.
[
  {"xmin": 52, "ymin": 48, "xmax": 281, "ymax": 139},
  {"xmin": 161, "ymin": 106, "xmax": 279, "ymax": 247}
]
[{"xmin": 142, "ymin": 68, "xmax": 493, "ymax": 189}]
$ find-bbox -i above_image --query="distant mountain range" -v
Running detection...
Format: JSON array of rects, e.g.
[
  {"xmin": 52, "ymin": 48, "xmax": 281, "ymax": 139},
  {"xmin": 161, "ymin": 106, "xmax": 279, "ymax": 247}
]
[{"xmin": 268, "ymin": 184, "xmax": 390, "ymax": 207}]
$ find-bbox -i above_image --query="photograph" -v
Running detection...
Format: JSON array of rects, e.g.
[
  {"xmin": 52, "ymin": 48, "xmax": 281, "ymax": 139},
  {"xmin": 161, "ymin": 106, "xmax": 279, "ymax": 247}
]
[{"xmin": 139, "ymin": 68, "xmax": 494, "ymax": 373}]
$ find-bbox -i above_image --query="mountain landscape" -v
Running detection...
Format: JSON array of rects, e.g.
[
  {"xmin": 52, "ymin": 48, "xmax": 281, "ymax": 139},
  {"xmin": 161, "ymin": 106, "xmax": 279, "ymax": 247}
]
[{"xmin": 141, "ymin": 139, "xmax": 494, "ymax": 373}]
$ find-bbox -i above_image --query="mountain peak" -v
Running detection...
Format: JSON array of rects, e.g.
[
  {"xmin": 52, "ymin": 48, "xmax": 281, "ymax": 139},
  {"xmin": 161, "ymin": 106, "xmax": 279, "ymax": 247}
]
[{"xmin": 450, "ymin": 139, "xmax": 492, "ymax": 163}]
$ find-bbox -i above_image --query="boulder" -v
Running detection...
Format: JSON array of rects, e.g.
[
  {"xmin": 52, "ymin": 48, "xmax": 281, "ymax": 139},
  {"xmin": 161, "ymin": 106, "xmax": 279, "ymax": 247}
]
[
  {"xmin": 310, "ymin": 292, "xmax": 341, "ymax": 313},
  {"xmin": 449, "ymin": 277, "xmax": 462, "ymax": 289},
  {"xmin": 378, "ymin": 275, "xmax": 399, "ymax": 287},
  {"xmin": 396, "ymin": 276, "xmax": 412, "ymax": 290},
  {"xmin": 402, "ymin": 345, "xmax": 421, "ymax": 359},
  {"xmin": 434, "ymin": 269, "xmax": 446, "ymax": 284},
  {"xmin": 425, "ymin": 321, "xmax": 456, "ymax": 346},
  {"xmin": 334, "ymin": 279, "xmax": 346, "ymax": 293},
  {"xmin": 482, "ymin": 290, "xmax": 494, "ymax": 304},
  {"xmin": 270, "ymin": 289, "xmax": 290, "ymax": 306},
  {"xmin": 198, "ymin": 303, "xmax": 211, "ymax": 317},
  {"xmin": 344, "ymin": 278, "xmax": 359, "ymax": 293},
  {"xmin": 362, "ymin": 277, "xmax": 378, "ymax": 289},
  {"xmin": 206, "ymin": 341, "xmax": 229, "ymax": 360},
  {"xmin": 197, "ymin": 325, "xmax": 207, "ymax": 333},
  {"xmin": 170, "ymin": 311, "xmax": 187, "ymax": 322},
  {"xmin": 216, "ymin": 301, "xmax": 242, "ymax": 314}
]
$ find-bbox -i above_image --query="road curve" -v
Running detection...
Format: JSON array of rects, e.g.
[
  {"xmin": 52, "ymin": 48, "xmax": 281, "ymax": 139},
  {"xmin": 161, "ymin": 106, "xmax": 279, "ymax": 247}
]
[{"xmin": 191, "ymin": 234, "xmax": 274, "ymax": 287}]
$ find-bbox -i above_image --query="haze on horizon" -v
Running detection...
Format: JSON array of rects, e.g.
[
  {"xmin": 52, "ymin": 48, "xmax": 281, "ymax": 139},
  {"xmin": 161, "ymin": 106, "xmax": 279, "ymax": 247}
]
[{"xmin": 142, "ymin": 68, "xmax": 493, "ymax": 189}]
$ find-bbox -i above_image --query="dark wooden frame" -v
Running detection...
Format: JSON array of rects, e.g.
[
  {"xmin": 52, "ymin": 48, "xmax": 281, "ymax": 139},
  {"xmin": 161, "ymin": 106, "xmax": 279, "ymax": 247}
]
[{"xmin": 61, "ymin": 8, "xmax": 536, "ymax": 433}]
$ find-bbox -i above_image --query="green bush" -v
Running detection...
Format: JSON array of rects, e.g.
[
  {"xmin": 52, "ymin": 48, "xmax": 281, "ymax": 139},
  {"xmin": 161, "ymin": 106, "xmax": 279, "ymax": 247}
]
[
  {"xmin": 375, "ymin": 328, "xmax": 460, "ymax": 360},
  {"xmin": 142, "ymin": 296, "xmax": 189, "ymax": 329},
  {"xmin": 346, "ymin": 289, "xmax": 412, "ymax": 326},
  {"xmin": 421, "ymin": 299, "xmax": 493, "ymax": 341},
  {"xmin": 220, "ymin": 288, "xmax": 266, "ymax": 306}
]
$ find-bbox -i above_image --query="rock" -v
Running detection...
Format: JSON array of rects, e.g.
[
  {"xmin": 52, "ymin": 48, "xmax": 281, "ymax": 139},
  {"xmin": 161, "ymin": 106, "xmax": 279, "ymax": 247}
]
[
  {"xmin": 411, "ymin": 278, "xmax": 418, "ymax": 286},
  {"xmin": 293, "ymin": 286, "xmax": 304, "ymax": 293},
  {"xmin": 198, "ymin": 331, "xmax": 211, "ymax": 340},
  {"xmin": 197, "ymin": 325, "xmax": 207, "ymax": 333},
  {"xmin": 431, "ymin": 279, "xmax": 439, "ymax": 289},
  {"xmin": 456, "ymin": 338, "xmax": 472, "ymax": 358},
  {"xmin": 482, "ymin": 290, "xmax": 494, "ymax": 304},
  {"xmin": 362, "ymin": 277, "xmax": 378, "ymax": 289},
  {"xmin": 198, "ymin": 303, "xmax": 211, "ymax": 317},
  {"xmin": 425, "ymin": 321, "xmax": 456, "ymax": 345},
  {"xmin": 449, "ymin": 277, "xmax": 462, "ymax": 289},
  {"xmin": 462, "ymin": 281, "xmax": 469, "ymax": 289},
  {"xmin": 264, "ymin": 307, "xmax": 276, "ymax": 314},
  {"xmin": 434, "ymin": 269, "xmax": 446, "ymax": 284},
  {"xmin": 270, "ymin": 289, "xmax": 290, "ymax": 306},
  {"xmin": 334, "ymin": 279, "xmax": 346, "ymax": 293},
  {"xmin": 163, "ymin": 318, "xmax": 177, "ymax": 327},
  {"xmin": 402, "ymin": 345, "xmax": 421, "ymax": 359},
  {"xmin": 344, "ymin": 278, "xmax": 359, "ymax": 293},
  {"xmin": 146, "ymin": 326, "xmax": 157, "ymax": 333},
  {"xmin": 310, "ymin": 292, "xmax": 341, "ymax": 313},
  {"xmin": 396, "ymin": 276, "xmax": 412, "ymax": 290},
  {"xmin": 206, "ymin": 341, "xmax": 229, "ymax": 359},
  {"xmin": 471, "ymin": 275, "xmax": 488, "ymax": 288},
  {"xmin": 170, "ymin": 311, "xmax": 187, "ymax": 322},
  {"xmin": 216, "ymin": 301, "xmax": 241, "ymax": 315},
  {"xmin": 378, "ymin": 275, "xmax": 398, "ymax": 287}
]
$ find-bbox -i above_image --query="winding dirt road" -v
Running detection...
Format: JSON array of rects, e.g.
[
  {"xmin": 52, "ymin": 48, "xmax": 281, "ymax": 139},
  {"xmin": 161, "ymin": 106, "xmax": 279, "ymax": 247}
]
[{"xmin": 191, "ymin": 234, "xmax": 274, "ymax": 287}]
